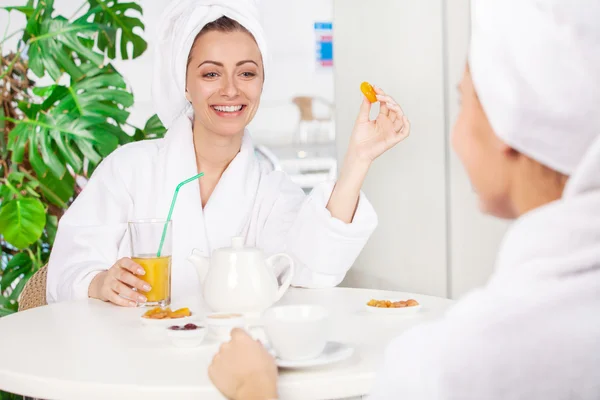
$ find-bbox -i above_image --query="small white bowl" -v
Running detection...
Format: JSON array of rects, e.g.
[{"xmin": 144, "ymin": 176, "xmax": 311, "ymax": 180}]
[
  {"xmin": 167, "ymin": 324, "xmax": 207, "ymax": 348},
  {"xmin": 206, "ymin": 312, "xmax": 246, "ymax": 340}
]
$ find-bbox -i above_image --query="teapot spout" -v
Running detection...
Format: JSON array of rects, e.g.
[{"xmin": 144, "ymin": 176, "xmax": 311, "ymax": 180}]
[{"xmin": 188, "ymin": 249, "xmax": 210, "ymax": 285}]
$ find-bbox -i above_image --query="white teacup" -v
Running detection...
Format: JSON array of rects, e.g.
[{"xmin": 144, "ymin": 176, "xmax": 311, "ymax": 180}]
[{"xmin": 262, "ymin": 304, "xmax": 328, "ymax": 361}]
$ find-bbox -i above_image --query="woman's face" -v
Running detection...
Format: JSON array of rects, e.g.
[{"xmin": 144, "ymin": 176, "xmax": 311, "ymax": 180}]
[
  {"xmin": 451, "ymin": 65, "xmax": 517, "ymax": 219},
  {"xmin": 186, "ymin": 30, "xmax": 263, "ymax": 137}
]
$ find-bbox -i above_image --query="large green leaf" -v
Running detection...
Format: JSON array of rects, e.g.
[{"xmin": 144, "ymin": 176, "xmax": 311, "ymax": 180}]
[
  {"xmin": 1, "ymin": 252, "xmax": 33, "ymax": 292},
  {"xmin": 17, "ymin": 65, "xmax": 131, "ymax": 167},
  {"xmin": 2, "ymin": 6, "xmax": 36, "ymax": 18},
  {"xmin": 7, "ymin": 123, "xmax": 29, "ymax": 164},
  {"xmin": 134, "ymin": 114, "xmax": 167, "ymax": 141},
  {"xmin": 31, "ymin": 156, "xmax": 75, "ymax": 208},
  {"xmin": 78, "ymin": 0, "xmax": 147, "ymax": 60},
  {"xmin": 7, "ymin": 110, "xmax": 120, "ymax": 178},
  {"xmin": 0, "ymin": 304, "xmax": 18, "ymax": 317},
  {"xmin": 143, "ymin": 114, "xmax": 166, "ymax": 137},
  {"xmin": 22, "ymin": 0, "xmax": 50, "ymax": 41},
  {"xmin": 54, "ymin": 73, "xmax": 133, "ymax": 119},
  {"xmin": 27, "ymin": 17, "xmax": 103, "ymax": 80},
  {"xmin": 0, "ymin": 198, "xmax": 46, "ymax": 249},
  {"xmin": 9, "ymin": 269, "xmax": 35, "ymax": 302},
  {"xmin": 46, "ymin": 214, "xmax": 58, "ymax": 244}
]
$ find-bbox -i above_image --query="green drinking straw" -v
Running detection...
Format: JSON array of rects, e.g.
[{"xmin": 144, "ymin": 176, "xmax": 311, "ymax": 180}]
[{"xmin": 157, "ymin": 172, "xmax": 204, "ymax": 257}]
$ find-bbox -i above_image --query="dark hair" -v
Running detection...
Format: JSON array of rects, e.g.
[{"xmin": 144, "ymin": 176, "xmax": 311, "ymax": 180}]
[{"xmin": 187, "ymin": 16, "xmax": 253, "ymax": 67}]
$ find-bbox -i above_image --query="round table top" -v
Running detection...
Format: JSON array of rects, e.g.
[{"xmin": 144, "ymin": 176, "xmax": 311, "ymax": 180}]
[{"xmin": 0, "ymin": 287, "xmax": 453, "ymax": 400}]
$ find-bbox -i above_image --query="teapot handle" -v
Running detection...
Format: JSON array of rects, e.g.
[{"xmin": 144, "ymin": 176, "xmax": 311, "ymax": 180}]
[{"xmin": 266, "ymin": 253, "xmax": 295, "ymax": 302}]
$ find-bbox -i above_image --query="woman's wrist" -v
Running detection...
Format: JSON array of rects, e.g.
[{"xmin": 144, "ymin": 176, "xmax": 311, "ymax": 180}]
[
  {"xmin": 337, "ymin": 152, "xmax": 372, "ymax": 192},
  {"xmin": 88, "ymin": 271, "xmax": 106, "ymax": 299}
]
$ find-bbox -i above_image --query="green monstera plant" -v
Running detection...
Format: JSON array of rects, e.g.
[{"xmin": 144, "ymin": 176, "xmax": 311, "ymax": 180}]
[{"xmin": 0, "ymin": 0, "xmax": 166, "ymax": 317}]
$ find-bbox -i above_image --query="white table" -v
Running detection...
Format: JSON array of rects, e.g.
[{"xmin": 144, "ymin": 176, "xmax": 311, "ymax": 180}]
[{"xmin": 0, "ymin": 287, "xmax": 453, "ymax": 399}]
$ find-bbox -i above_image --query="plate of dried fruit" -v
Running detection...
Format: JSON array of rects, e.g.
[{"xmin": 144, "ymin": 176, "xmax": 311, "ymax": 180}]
[
  {"xmin": 140, "ymin": 306, "xmax": 198, "ymax": 327},
  {"xmin": 364, "ymin": 298, "xmax": 422, "ymax": 315}
]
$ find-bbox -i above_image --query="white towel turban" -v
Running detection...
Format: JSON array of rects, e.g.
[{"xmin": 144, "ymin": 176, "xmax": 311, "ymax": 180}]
[
  {"xmin": 469, "ymin": 0, "xmax": 600, "ymax": 176},
  {"xmin": 152, "ymin": 0, "xmax": 269, "ymax": 128}
]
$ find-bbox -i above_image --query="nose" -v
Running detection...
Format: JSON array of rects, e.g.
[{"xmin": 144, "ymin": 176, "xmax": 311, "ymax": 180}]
[{"xmin": 219, "ymin": 76, "xmax": 239, "ymax": 98}]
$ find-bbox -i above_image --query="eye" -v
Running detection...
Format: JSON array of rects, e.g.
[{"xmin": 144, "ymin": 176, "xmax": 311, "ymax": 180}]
[
  {"xmin": 240, "ymin": 72, "xmax": 256, "ymax": 78},
  {"xmin": 203, "ymin": 72, "xmax": 219, "ymax": 78}
]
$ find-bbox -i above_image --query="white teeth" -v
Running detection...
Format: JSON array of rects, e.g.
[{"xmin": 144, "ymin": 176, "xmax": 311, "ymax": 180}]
[{"xmin": 213, "ymin": 105, "xmax": 243, "ymax": 112}]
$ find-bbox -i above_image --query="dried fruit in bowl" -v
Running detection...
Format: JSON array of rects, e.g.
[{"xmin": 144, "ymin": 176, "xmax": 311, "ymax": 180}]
[
  {"xmin": 367, "ymin": 299, "xmax": 419, "ymax": 308},
  {"xmin": 169, "ymin": 307, "xmax": 192, "ymax": 318},
  {"xmin": 142, "ymin": 306, "xmax": 192, "ymax": 319}
]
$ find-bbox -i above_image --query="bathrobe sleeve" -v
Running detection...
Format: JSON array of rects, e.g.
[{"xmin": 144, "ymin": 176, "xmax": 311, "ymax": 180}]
[
  {"xmin": 258, "ymin": 174, "xmax": 378, "ymax": 288},
  {"xmin": 46, "ymin": 150, "xmax": 133, "ymax": 303}
]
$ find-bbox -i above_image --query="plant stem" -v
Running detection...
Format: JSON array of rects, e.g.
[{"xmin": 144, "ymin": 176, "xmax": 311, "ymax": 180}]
[
  {"xmin": 25, "ymin": 247, "xmax": 35, "ymax": 261},
  {"xmin": 0, "ymin": 47, "xmax": 23, "ymax": 80},
  {"xmin": 70, "ymin": 1, "xmax": 88, "ymax": 20},
  {"xmin": 0, "ymin": 12, "xmax": 9, "ymax": 53},
  {"xmin": 0, "ymin": 29, "xmax": 24, "ymax": 46}
]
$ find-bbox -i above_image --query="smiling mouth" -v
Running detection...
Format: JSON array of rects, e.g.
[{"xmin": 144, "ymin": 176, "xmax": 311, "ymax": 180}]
[{"xmin": 211, "ymin": 105, "xmax": 245, "ymax": 113}]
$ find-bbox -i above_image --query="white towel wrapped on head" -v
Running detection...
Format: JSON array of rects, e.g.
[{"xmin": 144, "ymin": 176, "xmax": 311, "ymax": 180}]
[
  {"xmin": 152, "ymin": 0, "xmax": 269, "ymax": 128},
  {"xmin": 469, "ymin": 0, "xmax": 600, "ymax": 176}
]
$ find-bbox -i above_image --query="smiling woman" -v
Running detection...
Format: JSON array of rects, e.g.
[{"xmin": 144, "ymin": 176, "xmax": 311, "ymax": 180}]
[{"xmin": 45, "ymin": 0, "xmax": 411, "ymax": 308}]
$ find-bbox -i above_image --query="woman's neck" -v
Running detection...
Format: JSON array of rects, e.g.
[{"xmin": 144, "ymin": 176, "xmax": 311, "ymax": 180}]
[
  {"xmin": 192, "ymin": 120, "xmax": 244, "ymax": 174},
  {"xmin": 511, "ymin": 158, "xmax": 568, "ymax": 217}
]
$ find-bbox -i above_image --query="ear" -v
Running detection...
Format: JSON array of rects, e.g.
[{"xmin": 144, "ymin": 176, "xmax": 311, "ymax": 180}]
[{"xmin": 185, "ymin": 90, "xmax": 191, "ymax": 102}]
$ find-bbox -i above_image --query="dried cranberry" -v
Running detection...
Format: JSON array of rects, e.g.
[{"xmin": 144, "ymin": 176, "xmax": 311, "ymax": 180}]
[
  {"xmin": 184, "ymin": 323, "xmax": 198, "ymax": 330},
  {"xmin": 168, "ymin": 326, "xmax": 181, "ymax": 330}
]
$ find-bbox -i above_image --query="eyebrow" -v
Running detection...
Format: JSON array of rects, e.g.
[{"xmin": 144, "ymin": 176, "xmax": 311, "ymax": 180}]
[{"xmin": 198, "ymin": 60, "xmax": 259, "ymax": 68}]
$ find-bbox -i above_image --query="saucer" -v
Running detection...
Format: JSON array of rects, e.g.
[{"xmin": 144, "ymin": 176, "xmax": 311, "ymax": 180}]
[{"xmin": 273, "ymin": 342, "xmax": 354, "ymax": 369}]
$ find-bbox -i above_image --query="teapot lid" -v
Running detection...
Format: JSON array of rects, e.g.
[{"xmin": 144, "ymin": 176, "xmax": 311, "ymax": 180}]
[
  {"xmin": 231, "ymin": 237, "xmax": 244, "ymax": 249},
  {"xmin": 214, "ymin": 236, "xmax": 261, "ymax": 256}
]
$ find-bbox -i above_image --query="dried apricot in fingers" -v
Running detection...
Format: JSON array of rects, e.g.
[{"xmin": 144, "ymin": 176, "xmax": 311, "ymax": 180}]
[{"xmin": 360, "ymin": 81, "xmax": 378, "ymax": 103}]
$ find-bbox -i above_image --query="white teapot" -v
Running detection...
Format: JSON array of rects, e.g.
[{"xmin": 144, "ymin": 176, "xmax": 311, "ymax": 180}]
[{"xmin": 188, "ymin": 237, "xmax": 295, "ymax": 313}]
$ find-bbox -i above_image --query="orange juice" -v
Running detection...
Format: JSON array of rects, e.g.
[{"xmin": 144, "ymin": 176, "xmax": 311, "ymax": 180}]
[{"xmin": 132, "ymin": 255, "xmax": 171, "ymax": 305}]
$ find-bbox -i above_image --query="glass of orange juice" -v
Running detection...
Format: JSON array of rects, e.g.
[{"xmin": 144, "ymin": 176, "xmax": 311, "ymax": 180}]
[{"xmin": 128, "ymin": 219, "xmax": 172, "ymax": 307}]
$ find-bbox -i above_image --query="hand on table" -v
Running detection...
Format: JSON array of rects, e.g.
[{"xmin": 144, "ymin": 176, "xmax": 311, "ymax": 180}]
[
  {"xmin": 209, "ymin": 328, "xmax": 278, "ymax": 400},
  {"xmin": 88, "ymin": 257, "xmax": 150, "ymax": 307}
]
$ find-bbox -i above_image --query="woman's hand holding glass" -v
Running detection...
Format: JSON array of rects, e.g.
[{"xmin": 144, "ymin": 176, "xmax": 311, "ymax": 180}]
[{"xmin": 88, "ymin": 257, "xmax": 151, "ymax": 307}]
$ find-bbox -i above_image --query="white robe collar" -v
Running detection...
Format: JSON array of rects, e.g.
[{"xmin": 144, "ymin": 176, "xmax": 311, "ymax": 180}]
[
  {"xmin": 160, "ymin": 114, "xmax": 261, "ymax": 258},
  {"xmin": 494, "ymin": 136, "xmax": 600, "ymax": 280}
]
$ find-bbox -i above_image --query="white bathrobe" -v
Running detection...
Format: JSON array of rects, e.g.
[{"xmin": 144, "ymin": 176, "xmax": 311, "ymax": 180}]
[
  {"xmin": 368, "ymin": 139, "xmax": 600, "ymax": 399},
  {"xmin": 46, "ymin": 114, "xmax": 378, "ymax": 302}
]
